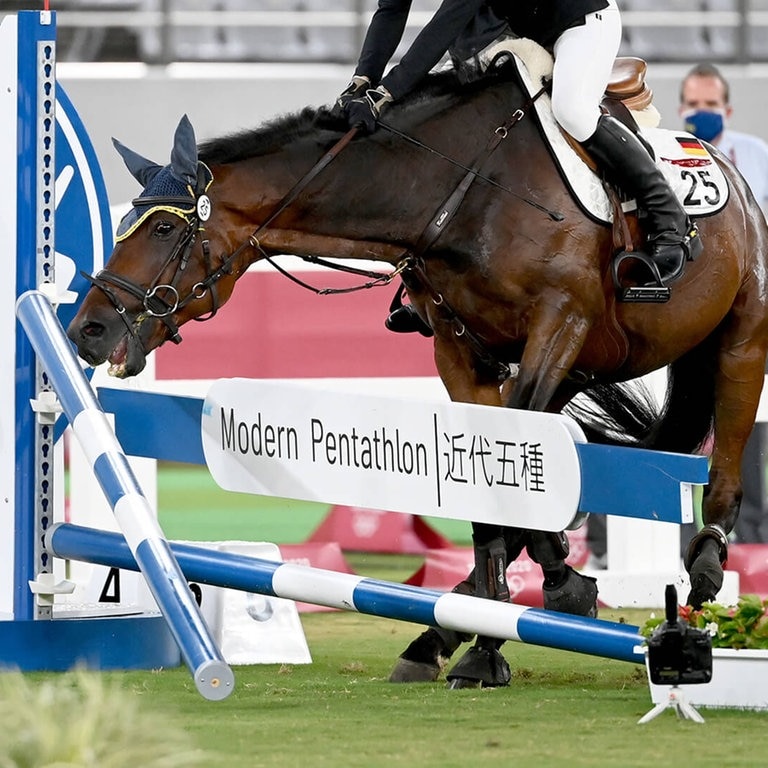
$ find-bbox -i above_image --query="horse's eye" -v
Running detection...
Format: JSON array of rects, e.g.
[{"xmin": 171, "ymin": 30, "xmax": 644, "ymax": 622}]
[{"xmin": 153, "ymin": 221, "xmax": 175, "ymax": 238}]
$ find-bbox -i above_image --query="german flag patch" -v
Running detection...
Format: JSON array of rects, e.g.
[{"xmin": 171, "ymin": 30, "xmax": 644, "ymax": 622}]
[{"xmin": 675, "ymin": 136, "xmax": 708, "ymax": 157}]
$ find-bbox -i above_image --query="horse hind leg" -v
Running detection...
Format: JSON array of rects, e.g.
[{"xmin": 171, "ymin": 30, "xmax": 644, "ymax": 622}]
[
  {"xmin": 685, "ymin": 522, "xmax": 729, "ymax": 609},
  {"xmin": 682, "ymin": 336, "xmax": 766, "ymax": 608},
  {"xmin": 685, "ymin": 447, "xmax": 744, "ymax": 608}
]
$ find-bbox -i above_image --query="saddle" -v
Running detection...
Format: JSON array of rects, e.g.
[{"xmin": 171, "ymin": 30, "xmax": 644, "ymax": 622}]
[
  {"xmin": 569, "ymin": 57, "xmax": 656, "ymax": 167},
  {"xmin": 604, "ymin": 56, "xmax": 654, "ymax": 115}
]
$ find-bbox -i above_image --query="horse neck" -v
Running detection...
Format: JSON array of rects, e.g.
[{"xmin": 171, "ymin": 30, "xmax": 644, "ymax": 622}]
[
  {"xmin": 213, "ymin": 149, "xmax": 408, "ymax": 270},
  {"xmin": 210, "ymin": 76, "xmax": 550, "ymax": 271}
]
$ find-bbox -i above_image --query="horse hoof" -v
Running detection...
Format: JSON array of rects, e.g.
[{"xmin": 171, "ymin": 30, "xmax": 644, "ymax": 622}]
[
  {"xmin": 388, "ymin": 627, "xmax": 460, "ymax": 682},
  {"xmin": 388, "ymin": 658, "xmax": 441, "ymax": 683},
  {"xmin": 687, "ymin": 576, "xmax": 720, "ymax": 611},
  {"xmin": 445, "ymin": 645, "xmax": 511, "ymax": 688},
  {"xmin": 543, "ymin": 565, "xmax": 598, "ymax": 617},
  {"xmin": 686, "ymin": 539, "xmax": 724, "ymax": 609}
]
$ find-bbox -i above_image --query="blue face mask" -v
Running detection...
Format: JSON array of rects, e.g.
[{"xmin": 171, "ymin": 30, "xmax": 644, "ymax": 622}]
[{"xmin": 682, "ymin": 109, "xmax": 725, "ymax": 143}]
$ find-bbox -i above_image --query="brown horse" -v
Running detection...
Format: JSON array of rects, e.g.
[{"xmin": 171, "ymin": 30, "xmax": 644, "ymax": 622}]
[{"xmin": 67, "ymin": 64, "xmax": 768, "ymax": 685}]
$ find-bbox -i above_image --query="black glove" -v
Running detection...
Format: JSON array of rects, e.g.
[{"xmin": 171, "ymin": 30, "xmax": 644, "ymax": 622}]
[
  {"xmin": 346, "ymin": 86, "xmax": 393, "ymax": 134},
  {"xmin": 330, "ymin": 75, "xmax": 370, "ymax": 120}
]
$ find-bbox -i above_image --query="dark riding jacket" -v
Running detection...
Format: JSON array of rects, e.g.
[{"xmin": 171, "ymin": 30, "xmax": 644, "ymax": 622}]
[
  {"xmin": 355, "ymin": 0, "xmax": 510, "ymax": 85},
  {"xmin": 364, "ymin": 0, "xmax": 609, "ymax": 100}
]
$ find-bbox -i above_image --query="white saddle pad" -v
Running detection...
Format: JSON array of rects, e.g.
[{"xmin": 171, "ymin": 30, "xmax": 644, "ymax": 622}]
[{"xmin": 511, "ymin": 53, "xmax": 730, "ymax": 224}]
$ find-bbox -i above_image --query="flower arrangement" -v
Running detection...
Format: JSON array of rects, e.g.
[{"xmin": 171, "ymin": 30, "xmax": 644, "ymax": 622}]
[{"xmin": 640, "ymin": 594, "xmax": 768, "ymax": 650}]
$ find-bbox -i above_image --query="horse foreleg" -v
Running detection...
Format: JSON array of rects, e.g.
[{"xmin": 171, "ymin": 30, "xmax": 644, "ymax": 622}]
[
  {"xmin": 685, "ymin": 340, "xmax": 767, "ymax": 608},
  {"xmin": 391, "ymin": 316, "xmax": 595, "ymax": 685},
  {"xmin": 444, "ymin": 527, "xmax": 521, "ymax": 689},
  {"xmin": 430, "ymin": 331, "xmax": 505, "ymax": 406},
  {"xmin": 390, "ymin": 527, "xmax": 529, "ymax": 684},
  {"xmin": 505, "ymin": 302, "xmax": 591, "ymax": 411},
  {"xmin": 499, "ymin": 306, "xmax": 599, "ymax": 615},
  {"xmin": 502, "ymin": 306, "xmax": 598, "ymax": 605},
  {"xmin": 388, "ymin": 332, "xmax": 507, "ymax": 684}
]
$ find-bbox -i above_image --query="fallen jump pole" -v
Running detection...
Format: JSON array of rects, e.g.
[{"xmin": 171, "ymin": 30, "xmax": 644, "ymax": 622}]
[
  {"xmin": 16, "ymin": 290, "xmax": 234, "ymax": 701},
  {"xmin": 48, "ymin": 521, "xmax": 645, "ymax": 665}
]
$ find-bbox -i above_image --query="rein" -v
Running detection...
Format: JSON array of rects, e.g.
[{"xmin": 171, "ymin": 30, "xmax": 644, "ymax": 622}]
[
  {"xmin": 379, "ymin": 82, "xmax": 563, "ymax": 223},
  {"xmin": 259, "ymin": 253, "xmax": 408, "ymax": 296}
]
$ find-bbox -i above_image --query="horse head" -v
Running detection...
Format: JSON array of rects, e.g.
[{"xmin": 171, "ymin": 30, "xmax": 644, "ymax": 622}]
[{"xmin": 67, "ymin": 115, "xmax": 247, "ymax": 377}]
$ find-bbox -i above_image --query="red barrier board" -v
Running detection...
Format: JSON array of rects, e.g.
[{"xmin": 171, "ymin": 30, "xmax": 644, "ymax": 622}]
[{"xmin": 156, "ymin": 270, "xmax": 435, "ymax": 379}]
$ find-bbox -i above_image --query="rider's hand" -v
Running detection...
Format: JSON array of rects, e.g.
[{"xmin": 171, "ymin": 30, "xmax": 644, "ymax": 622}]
[
  {"xmin": 346, "ymin": 86, "xmax": 393, "ymax": 134},
  {"xmin": 330, "ymin": 75, "xmax": 370, "ymax": 120}
]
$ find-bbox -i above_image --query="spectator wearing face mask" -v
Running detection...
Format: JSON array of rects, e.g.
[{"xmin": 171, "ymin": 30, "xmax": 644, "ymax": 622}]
[{"xmin": 680, "ymin": 62, "xmax": 768, "ymax": 215}]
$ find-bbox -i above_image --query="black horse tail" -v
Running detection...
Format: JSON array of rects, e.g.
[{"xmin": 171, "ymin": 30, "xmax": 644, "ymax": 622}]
[{"xmin": 564, "ymin": 346, "xmax": 716, "ymax": 455}]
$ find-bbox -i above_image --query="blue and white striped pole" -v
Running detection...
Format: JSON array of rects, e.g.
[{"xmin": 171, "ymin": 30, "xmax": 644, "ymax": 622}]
[
  {"xmin": 16, "ymin": 290, "xmax": 234, "ymax": 700},
  {"xmin": 48, "ymin": 522, "xmax": 645, "ymax": 665}
]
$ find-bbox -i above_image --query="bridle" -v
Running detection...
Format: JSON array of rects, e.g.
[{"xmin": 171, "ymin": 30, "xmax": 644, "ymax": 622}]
[
  {"xmin": 82, "ymin": 197, "xmax": 217, "ymax": 345},
  {"xmin": 81, "ymin": 127, "xmax": 398, "ymax": 349}
]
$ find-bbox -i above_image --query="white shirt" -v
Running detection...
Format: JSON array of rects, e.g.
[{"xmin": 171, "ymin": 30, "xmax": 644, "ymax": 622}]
[{"xmin": 716, "ymin": 129, "xmax": 768, "ymax": 215}]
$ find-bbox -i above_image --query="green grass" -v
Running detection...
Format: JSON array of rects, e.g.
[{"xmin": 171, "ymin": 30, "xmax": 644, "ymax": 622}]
[
  {"xmin": 156, "ymin": 463, "xmax": 473, "ymax": 547},
  {"xmin": 21, "ymin": 464, "xmax": 758, "ymax": 766},
  {"xmin": 12, "ymin": 611, "xmax": 765, "ymax": 768}
]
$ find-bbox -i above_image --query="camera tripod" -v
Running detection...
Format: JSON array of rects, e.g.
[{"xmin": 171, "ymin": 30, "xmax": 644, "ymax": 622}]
[{"xmin": 638, "ymin": 685, "xmax": 705, "ymax": 724}]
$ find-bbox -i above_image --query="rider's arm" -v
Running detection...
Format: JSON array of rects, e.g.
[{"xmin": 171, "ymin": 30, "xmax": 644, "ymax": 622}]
[
  {"xmin": 355, "ymin": 0, "xmax": 414, "ymax": 85},
  {"xmin": 380, "ymin": 0, "xmax": 487, "ymax": 100}
]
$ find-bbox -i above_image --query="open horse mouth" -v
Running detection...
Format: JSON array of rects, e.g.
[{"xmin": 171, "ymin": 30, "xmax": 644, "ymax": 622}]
[
  {"xmin": 92, "ymin": 326, "xmax": 149, "ymax": 379},
  {"xmin": 105, "ymin": 315, "xmax": 163, "ymax": 378},
  {"xmin": 69, "ymin": 313, "xmax": 158, "ymax": 379},
  {"xmin": 106, "ymin": 332, "xmax": 135, "ymax": 378}
]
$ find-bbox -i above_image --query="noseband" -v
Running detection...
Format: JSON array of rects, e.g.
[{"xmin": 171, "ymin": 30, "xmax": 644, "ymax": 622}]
[{"xmin": 81, "ymin": 191, "xmax": 243, "ymax": 347}]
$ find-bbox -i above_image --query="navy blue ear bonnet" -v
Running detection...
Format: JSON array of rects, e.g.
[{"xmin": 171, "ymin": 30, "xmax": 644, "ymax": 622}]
[{"xmin": 113, "ymin": 115, "xmax": 212, "ymax": 241}]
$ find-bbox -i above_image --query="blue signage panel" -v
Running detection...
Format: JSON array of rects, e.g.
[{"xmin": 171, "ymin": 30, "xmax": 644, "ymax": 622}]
[{"xmin": 55, "ymin": 85, "xmax": 113, "ymax": 330}]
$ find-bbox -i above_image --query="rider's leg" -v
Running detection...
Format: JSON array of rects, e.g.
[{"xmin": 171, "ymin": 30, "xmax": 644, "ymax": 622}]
[
  {"xmin": 582, "ymin": 115, "xmax": 702, "ymax": 287},
  {"xmin": 552, "ymin": 1, "xmax": 701, "ymax": 289}
]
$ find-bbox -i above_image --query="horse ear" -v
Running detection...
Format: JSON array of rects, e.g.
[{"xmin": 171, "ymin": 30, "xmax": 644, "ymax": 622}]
[
  {"xmin": 112, "ymin": 137, "xmax": 163, "ymax": 188},
  {"xmin": 169, "ymin": 114, "xmax": 199, "ymax": 187}
]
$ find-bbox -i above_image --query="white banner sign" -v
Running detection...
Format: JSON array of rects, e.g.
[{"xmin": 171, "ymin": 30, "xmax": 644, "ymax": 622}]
[{"xmin": 202, "ymin": 379, "xmax": 586, "ymax": 531}]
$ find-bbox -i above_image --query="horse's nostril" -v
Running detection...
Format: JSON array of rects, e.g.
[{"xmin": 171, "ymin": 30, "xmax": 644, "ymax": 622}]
[{"xmin": 81, "ymin": 322, "xmax": 104, "ymax": 339}]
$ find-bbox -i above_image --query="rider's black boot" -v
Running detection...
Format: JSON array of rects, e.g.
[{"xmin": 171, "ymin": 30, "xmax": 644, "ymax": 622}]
[
  {"xmin": 582, "ymin": 115, "xmax": 703, "ymax": 302},
  {"xmin": 384, "ymin": 304, "xmax": 433, "ymax": 337}
]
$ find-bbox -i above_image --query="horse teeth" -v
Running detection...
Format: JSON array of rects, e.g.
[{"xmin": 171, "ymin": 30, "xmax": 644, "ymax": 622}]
[{"xmin": 108, "ymin": 362, "xmax": 126, "ymax": 378}]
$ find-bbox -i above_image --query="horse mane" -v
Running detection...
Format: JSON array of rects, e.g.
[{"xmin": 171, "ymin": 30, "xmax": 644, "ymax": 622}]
[
  {"xmin": 197, "ymin": 66, "xmax": 516, "ymax": 166},
  {"xmin": 198, "ymin": 107, "xmax": 330, "ymax": 165}
]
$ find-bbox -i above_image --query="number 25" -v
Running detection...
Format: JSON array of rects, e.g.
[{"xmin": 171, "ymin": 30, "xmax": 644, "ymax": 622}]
[{"xmin": 682, "ymin": 169, "xmax": 721, "ymax": 206}]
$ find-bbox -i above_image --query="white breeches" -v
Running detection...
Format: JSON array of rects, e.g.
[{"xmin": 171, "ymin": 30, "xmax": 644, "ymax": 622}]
[{"xmin": 551, "ymin": 0, "xmax": 622, "ymax": 142}]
